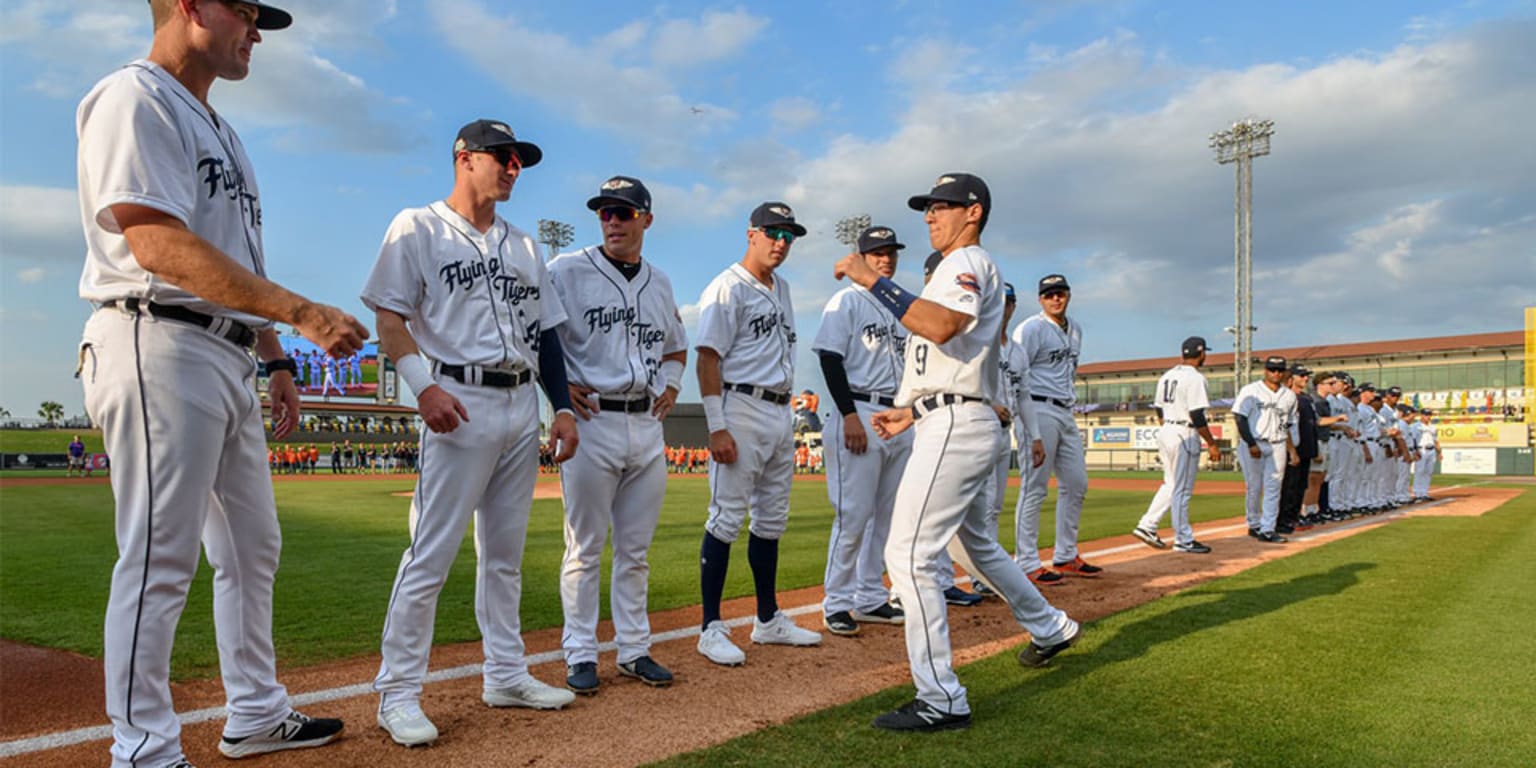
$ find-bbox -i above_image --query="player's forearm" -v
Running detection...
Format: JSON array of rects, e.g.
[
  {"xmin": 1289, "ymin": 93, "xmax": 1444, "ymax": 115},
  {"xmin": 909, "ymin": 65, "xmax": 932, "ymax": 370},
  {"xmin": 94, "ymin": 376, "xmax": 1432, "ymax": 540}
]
[
  {"xmin": 696, "ymin": 348, "xmax": 724, "ymax": 397},
  {"xmin": 118, "ymin": 213, "xmax": 311, "ymax": 325},
  {"xmin": 374, "ymin": 311, "xmax": 422, "ymax": 364},
  {"xmin": 900, "ymin": 299, "xmax": 969, "ymax": 344},
  {"xmin": 254, "ymin": 329, "xmax": 287, "ymax": 363}
]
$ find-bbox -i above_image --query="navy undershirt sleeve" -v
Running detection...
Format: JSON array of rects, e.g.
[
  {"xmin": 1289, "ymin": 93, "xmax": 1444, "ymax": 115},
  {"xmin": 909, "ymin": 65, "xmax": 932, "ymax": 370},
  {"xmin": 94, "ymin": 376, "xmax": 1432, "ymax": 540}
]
[
  {"xmin": 1189, "ymin": 407, "xmax": 1209, "ymax": 429},
  {"xmin": 818, "ymin": 351, "xmax": 859, "ymax": 417},
  {"xmin": 538, "ymin": 329, "xmax": 574, "ymax": 411},
  {"xmin": 1234, "ymin": 414, "xmax": 1256, "ymax": 447}
]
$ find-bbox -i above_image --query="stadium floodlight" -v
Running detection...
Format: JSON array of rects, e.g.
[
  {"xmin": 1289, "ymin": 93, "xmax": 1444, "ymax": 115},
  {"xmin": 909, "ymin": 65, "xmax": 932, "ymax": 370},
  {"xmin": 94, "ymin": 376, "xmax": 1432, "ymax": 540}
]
[
  {"xmin": 1210, "ymin": 117, "xmax": 1275, "ymax": 388},
  {"xmin": 834, "ymin": 214, "xmax": 872, "ymax": 248},
  {"xmin": 537, "ymin": 219, "xmax": 575, "ymax": 258}
]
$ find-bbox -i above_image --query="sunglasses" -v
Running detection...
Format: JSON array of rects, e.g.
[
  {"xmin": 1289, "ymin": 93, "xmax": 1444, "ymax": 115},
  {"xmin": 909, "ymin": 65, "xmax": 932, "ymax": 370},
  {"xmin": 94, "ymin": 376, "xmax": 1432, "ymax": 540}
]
[
  {"xmin": 759, "ymin": 227, "xmax": 797, "ymax": 243},
  {"xmin": 1040, "ymin": 289, "xmax": 1069, "ymax": 299},
  {"xmin": 924, "ymin": 201, "xmax": 966, "ymax": 214},
  {"xmin": 469, "ymin": 146, "xmax": 522, "ymax": 171},
  {"xmin": 599, "ymin": 206, "xmax": 642, "ymax": 223}
]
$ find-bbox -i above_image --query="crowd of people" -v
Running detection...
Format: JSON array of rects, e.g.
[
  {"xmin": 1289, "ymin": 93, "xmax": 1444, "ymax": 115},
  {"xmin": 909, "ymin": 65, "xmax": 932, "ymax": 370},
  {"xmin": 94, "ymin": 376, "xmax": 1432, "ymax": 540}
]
[
  {"xmin": 265, "ymin": 441, "xmax": 419, "ymax": 474},
  {"xmin": 281, "ymin": 348, "xmax": 368, "ymax": 397}
]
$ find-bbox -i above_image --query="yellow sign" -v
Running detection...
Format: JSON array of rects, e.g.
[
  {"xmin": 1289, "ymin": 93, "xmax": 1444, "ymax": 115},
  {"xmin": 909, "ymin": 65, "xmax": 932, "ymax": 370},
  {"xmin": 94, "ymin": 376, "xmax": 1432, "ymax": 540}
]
[{"xmin": 1435, "ymin": 422, "xmax": 1527, "ymax": 446}]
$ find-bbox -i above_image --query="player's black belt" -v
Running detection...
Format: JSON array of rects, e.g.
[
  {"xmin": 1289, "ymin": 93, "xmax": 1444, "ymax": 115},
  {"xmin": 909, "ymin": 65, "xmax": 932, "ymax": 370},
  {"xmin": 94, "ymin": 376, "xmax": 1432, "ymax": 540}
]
[
  {"xmin": 724, "ymin": 383, "xmax": 791, "ymax": 405},
  {"xmin": 438, "ymin": 364, "xmax": 531, "ymax": 389},
  {"xmin": 1030, "ymin": 394, "xmax": 1072, "ymax": 409},
  {"xmin": 850, "ymin": 391, "xmax": 896, "ymax": 408},
  {"xmin": 1421, "ymin": 445, "xmax": 1436, "ymax": 451},
  {"xmin": 103, "ymin": 298, "xmax": 256, "ymax": 349},
  {"xmin": 911, "ymin": 393, "xmax": 986, "ymax": 420},
  {"xmin": 597, "ymin": 396, "xmax": 652, "ymax": 413},
  {"xmin": 1164, "ymin": 419, "xmax": 1191, "ymax": 426}
]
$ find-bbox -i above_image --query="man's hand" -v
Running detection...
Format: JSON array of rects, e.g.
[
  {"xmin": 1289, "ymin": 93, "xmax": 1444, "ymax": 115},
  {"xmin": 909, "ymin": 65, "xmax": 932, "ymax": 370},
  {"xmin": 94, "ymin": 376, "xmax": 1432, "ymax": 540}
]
[
  {"xmin": 549, "ymin": 411, "xmax": 579, "ymax": 463},
  {"xmin": 871, "ymin": 408, "xmax": 914, "ymax": 439},
  {"xmin": 709, "ymin": 429, "xmax": 738, "ymax": 464},
  {"xmin": 1288, "ymin": 448, "xmax": 1301, "ymax": 467},
  {"xmin": 1247, "ymin": 443, "xmax": 1262, "ymax": 459},
  {"xmin": 651, "ymin": 386, "xmax": 679, "ymax": 420},
  {"xmin": 569, "ymin": 383, "xmax": 598, "ymax": 420},
  {"xmin": 833, "ymin": 252, "xmax": 878, "ymax": 287},
  {"xmin": 1337, "ymin": 413, "xmax": 1349, "ymax": 422},
  {"xmin": 993, "ymin": 405, "xmax": 1012, "ymax": 429},
  {"xmin": 1345, "ymin": 427, "xmax": 1359, "ymax": 438},
  {"xmin": 1207, "ymin": 443, "xmax": 1221, "ymax": 465},
  {"xmin": 843, "ymin": 413, "xmax": 869, "ymax": 455},
  {"xmin": 293, "ymin": 301, "xmax": 369, "ymax": 358},
  {"xmin": 268, "ymin": 371, "xmax": 300, "ymax": 439},
  {"xmin": 1363, "ymin": 446, "xmax": 1374, "ymax": 464},
  {"xmin": 418, "ymin": 385, "xmax": 469, "ymax": 433},
  {"xmin": 1031, "ymin": 438, "xmax": 1046, "ymax": 468}
]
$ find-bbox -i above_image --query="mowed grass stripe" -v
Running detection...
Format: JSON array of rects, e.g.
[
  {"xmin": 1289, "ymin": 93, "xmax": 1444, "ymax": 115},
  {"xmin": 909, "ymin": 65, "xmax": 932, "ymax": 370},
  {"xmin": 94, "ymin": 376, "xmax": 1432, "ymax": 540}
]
[
  {"xmin": 1, "ymin": 474, "xmax": 1248, "ymax": 677},
  {"xmin": 655, "ymin": 490, "xmax": 1536, "ymax": 768}
]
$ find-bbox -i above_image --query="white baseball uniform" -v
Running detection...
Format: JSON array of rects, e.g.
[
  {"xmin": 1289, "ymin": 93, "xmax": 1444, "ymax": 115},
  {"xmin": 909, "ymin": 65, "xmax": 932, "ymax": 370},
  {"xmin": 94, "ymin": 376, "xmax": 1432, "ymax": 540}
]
[
  {"xmin": 1011, "ymin": 311, "xmax": 1088, "ymax": 572},
  {"xmin": 1412, "ymin": 420, "xmax": 1438, "ymax": 498},
  {"xmin": 1233, "ymin": 380, "xmax": 1298, "ymax": 533},
  {"xmin": 77, "ymin": 60, "xmax": 297, "ymax": 768},
  {"xmin": 362, "ymin": 201, "xmax": 567, "ymax": 709},
  {"xmin": 884, "ymin": 246, "xmax": 1073, "ymax": 716},
  {"xmin": 695, "ymin": 263, "xmax": 797, "ymax": 544},
  {"xmin": 987, "ymin": 339, "xmax": 1038, "ymax": 539},
  {"xmin": 1326, "ymin": 393, "xmax": 1360, "ymax": 511},
  {"xmin": 1386, "ymin": 408, "xmax": 1413, "ymax": 503},
  {"xmin": 1355, "ymin": 402, "xmax": 1386, "ymax": 508},
  {"xmin": 549, "ymin": 246, "xmax": 687, "ymax": 667},
  {"xmin": 1136, "ymin": 364, "xmax": 1212, "ymax": 546},
  {"xmin": 814, "ymin": 284, "xmax": 912, "ymax": 616}
]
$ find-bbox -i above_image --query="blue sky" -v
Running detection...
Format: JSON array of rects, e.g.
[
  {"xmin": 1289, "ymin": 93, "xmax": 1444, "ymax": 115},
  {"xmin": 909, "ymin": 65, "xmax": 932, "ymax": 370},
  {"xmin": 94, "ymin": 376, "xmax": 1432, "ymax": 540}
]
[{"xmin": 3, "ymin": 0, "xmax": 1534, "ymax": 418}]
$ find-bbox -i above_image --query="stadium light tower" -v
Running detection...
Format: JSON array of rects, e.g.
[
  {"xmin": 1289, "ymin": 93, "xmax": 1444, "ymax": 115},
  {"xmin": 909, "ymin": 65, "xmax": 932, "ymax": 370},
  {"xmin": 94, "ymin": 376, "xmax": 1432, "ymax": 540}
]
[
  {"xmin": 1210, "ymin": 117, "xmax": 1274, "ymax": 390},
  {"xmin": 834, "ymin": 214, "xmax": 872, "ymax": 248},
  {"xmin": 537, "ymin": 218, "xmax": 575, "ymax": 259}
]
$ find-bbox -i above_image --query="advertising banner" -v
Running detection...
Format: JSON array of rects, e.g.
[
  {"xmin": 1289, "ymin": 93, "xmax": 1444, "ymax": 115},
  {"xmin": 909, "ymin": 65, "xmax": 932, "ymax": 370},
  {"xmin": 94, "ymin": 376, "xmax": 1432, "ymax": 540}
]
[
  {"xmin": 1440, "ymin": 447, "xmax": 1497, "ymax": 475},
  {"xmin": 1435, "ymin": 423, "xmax": 1527, "ymax": 447}
]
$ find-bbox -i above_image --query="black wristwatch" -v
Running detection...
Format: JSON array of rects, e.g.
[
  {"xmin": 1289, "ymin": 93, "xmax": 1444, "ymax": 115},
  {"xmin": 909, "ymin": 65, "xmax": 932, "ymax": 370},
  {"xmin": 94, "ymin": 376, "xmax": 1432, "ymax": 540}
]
[{"xmin": 265, "ymin": 357, "xmax": 298, "ymax": 376}]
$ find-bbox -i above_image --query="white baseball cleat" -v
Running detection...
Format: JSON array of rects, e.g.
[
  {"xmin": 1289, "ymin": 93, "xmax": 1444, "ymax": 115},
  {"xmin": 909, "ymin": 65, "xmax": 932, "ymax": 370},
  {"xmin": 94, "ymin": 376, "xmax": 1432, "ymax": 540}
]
[
  {"xmin": 751, "ymin": 610, "xmax": 823, "ymax": 646},
  {"xmin": 698, "ymin": 620, "xmax": 747, "ymax": 666},
  {"xmin": 482, "ymin": 677, "xmax": 577, "ymax": 710},
  {"xmin": 377, "ymin": 703, "xmax": 438, "ymax": 747}
]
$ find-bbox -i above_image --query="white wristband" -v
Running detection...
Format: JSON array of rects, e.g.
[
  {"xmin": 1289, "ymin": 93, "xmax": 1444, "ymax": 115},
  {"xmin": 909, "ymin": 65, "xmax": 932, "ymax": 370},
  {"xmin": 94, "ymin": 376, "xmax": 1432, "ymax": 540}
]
[
  {"xmin": 703, "ymin": 394, "xmax": 726, "ymax": 433},
  {"xmin": 395, "ymin": 353, "xmax": 435, "ymax": 397},
  {"xmin": 659, "ymin": 359, "xmax": 685, "ymax": 392}
]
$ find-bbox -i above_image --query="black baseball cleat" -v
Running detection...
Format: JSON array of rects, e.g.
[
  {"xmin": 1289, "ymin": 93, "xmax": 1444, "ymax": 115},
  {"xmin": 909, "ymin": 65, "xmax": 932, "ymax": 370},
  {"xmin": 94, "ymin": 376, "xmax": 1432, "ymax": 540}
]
[
  {"xmin": 567, "ymin": 661, "xmax": 599, "ymax": 694},
  {"xmin": 1255, "ymin": 531, "xmax": 1288, "ymax": 543},
  {"xmin": 617, "ymin": 656, "xmax": 674, "ymax": 687},
  {"xmin": 1247, "ymin": 527, "xmax": 1261, "ymax": 538},
  {"xmin": 824, "ymin": 611, "xmax": 861, "ymax": 637},
  {"xmin": 852, "ymin": 603, "xmax": 905, "ymax": 624},
  {"xmin": 943, "ymin": 586, "xmax": 985, "ymax": 607},
  {"xmin": 872, "ymin": 699, "xmax": 971, "ymax": 732},
  {"xmin": 1173, "ymin": 540, "xmax": 1212, "ymax": 554},
  {"xmin": 218, "ymin": 710, "xmax": 343, "ymax": 759},
  {"xmin": 1019, "ymin": 620, "xmax": 1081, "ymax": 668}
]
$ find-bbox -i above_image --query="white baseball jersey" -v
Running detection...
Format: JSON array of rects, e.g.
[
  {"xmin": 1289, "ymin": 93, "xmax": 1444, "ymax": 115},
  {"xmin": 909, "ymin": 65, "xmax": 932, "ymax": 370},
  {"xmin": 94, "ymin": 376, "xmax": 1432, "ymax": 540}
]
[
  {"xmin": 694, "ymin": 264, "xmax": 796, "ymax": 390},
  {"xmin": 77, "ymin": 61, "xmax": 270, "ymax": 329},
  {"xmin": 549, "ymin": 246, "xmax": 688, "ymax": 396},
  {"xmin": 1355, "ymin": 403, "xmax": 1383, "ymax": 440},
  {"xmin": 999, "ymin": 340, "xmax": 1040, "ymax": 441},
  {"xmin": 1153, "ymin": 364, "xmax": 1210, "ymax": 423},
  {"xmin": 1417, "ymin": 422, "xmax": 1438, "ymax": 450},
  {"xmin": 1328, "ymin": 394, "xmax": 1354, "ymax": 436},
  {"xmin": 895, "ymin": 245, "xmax": 1001, "ymax": 407},
  {"xmin": 360, "ymin": 201, "xmax": 566, "ymax": 370},
  {"xmin": 813, "ymin": 285, "xmax": 907, "ymax": 396},
  {"xmin": 1012, "ymin": 311, "xmax": 1082, "ymax": 404},
  {"xmin": 1233, "ymin": 381, "xmax": 1297, "ymax": 442}
]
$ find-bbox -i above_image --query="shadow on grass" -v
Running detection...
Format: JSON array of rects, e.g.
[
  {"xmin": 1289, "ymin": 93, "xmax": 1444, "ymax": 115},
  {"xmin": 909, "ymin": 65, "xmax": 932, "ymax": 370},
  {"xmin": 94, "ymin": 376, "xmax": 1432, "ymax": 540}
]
[{"xmin": 992, "ymin": 561, "xmax": 1377, "ymax": 701}]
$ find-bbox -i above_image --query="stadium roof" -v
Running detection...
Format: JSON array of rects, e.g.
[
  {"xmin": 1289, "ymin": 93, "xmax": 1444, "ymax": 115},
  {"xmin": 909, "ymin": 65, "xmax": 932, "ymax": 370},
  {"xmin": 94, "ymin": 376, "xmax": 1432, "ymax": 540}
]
[{"xmin": 1078, "ymin": 331, "xmax": 1524, "ymax": 376}]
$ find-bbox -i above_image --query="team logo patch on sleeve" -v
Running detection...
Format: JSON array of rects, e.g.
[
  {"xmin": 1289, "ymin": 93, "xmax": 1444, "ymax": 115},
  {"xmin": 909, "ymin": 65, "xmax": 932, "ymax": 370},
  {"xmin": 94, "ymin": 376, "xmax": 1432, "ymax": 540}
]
[{"xmin": 955, "ymin": 272, "xmax": 981, "ymax": 294}]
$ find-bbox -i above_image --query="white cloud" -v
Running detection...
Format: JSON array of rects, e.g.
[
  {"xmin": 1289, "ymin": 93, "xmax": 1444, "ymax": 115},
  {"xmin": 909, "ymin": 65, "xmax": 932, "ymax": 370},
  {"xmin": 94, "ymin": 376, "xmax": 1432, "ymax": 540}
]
[
  {"xmin": 651, "ymin": 9, "xmax": 769, "ymax": 70},
  {"xmin": 769, "ymin": 97, "xmax": 822, "ymax": 133},
  {"xmin": 17, "ymin": 268, "xmax": 47, "ymax": 283},
  {"xmin": 0, "ymin": 185, "xmax": 82, "ymax": 265}
]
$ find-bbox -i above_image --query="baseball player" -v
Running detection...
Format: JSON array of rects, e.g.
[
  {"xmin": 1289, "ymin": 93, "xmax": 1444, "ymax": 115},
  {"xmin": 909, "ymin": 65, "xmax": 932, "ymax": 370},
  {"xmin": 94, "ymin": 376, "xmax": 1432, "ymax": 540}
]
[
  {"xmin": 1381, "ymin": 387, "xmax": 1413, "ymax": 505},
  {"xmin": 838, "ymin": 173, "xmax": 1078, "ymax": 732},
  {"xmin": 1232, "ymin": 356, "xmax": 1300, "ymax": 542},
  {"xmin": 1302, "ymin": 372, "xmax": 1348, "ymax": 525},
  {"xmin": 816, "ymin": 225, "xmax": 913, "ymax": 637},
  {"xmin": 549, "ymin": 176, "xmax": 687, "ymax": 693},
  {"xmin": 1325, "ymin": 374, "xmax": 1362, "ymax": 519},
  {"xmin": 75, "ymin": 2, "xmax": 361, "ymax": 763},
  {"xmin": 1412, "ymin": 408, "xmax": 1438, "ymax": 500},
  {"xmin": 694, "ymin": 202, "xmax": 822, "ymax": 666},
  {"xmin": 1132, "ymin": 336, "xmax": 1222, "ymax": 553},
  {"xmin": 1012, "ymin": 274, "xmax": 1099, "ymax": 584},
  {"xmin": 1354, "ymin": 384, "xmax": 1388, "ymax": 512},
  {"xmin": 67, "ymin": 435, "xmax": 86, "ymax": 478},
  {"xmin": 306, "ymin": 349, "xmax": 322, "ymax": 391},
  {"xmin": 975, "ymin": 282, "xmax": 1044, "ymax": 596},
  {"xmin": 363, "ymin": 119, "xmax": 581, "ymax": 746},
  {"xmin": 1277, "ymin": 365, "xmax": 1317, "ymax": 534},
  {"xmin": 350, "ymin": 351, "xmax": 363, "ymax": 388}
]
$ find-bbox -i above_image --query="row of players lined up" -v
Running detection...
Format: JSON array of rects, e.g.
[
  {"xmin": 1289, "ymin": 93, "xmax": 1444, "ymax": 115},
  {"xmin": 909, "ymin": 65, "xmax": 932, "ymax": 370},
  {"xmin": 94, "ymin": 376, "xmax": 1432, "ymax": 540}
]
[{"xmin": 266, "ymin": 442, "xmax": 420, "ymax": 474}]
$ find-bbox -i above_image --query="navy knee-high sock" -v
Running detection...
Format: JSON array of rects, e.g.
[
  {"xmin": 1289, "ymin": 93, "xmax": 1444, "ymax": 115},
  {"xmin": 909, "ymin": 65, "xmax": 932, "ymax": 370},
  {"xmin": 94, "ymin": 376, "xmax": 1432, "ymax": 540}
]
[
  {"xmin": 700, "ymin": 533, "xmax": 732, "ymax": 628},
  {"xmin": 747, "ymin": 534, "xmax": 780, "ymax": 622}
]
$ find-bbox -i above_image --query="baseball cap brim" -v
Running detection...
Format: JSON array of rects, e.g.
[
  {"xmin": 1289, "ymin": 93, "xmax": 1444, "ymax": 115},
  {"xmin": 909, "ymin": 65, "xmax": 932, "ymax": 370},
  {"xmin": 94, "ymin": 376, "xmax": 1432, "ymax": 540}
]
[
  {"xmin": 250, "ymin": 1, "xmax": 293, "ymax": 30},
  {"xmin": 585, "ymin": 194, "xmax": 641, "ymax": 211},
  {"xmin": 906, "ymin": 190, "xmax": 973, "ymax": 211}
]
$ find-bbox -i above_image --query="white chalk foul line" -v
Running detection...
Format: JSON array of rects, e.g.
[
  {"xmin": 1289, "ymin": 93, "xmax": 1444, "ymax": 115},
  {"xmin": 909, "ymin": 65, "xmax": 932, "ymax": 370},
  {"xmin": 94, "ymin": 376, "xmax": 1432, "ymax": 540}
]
[{"xmin": 0, "ymin": 499, "xmax": 1456, "ymax": 759}]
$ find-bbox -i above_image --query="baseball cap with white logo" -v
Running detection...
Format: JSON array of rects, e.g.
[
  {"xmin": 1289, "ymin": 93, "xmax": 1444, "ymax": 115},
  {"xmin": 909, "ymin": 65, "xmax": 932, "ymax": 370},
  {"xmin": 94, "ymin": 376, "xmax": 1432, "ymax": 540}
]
[
  {"xmin": 1181, "ymin": 336, "xmax": 1207, "ymax": 357},
  {"xmin": 907, "ymin": 172, "xmax": 991, "ymax": 215},
  {"xmin": 1037, "ymin": 274, "xmax": 1071, "ymax": 295},
  {"xmin": 452, "ymin": 119, "xmax": 542, "ymax": 167},
  {"xmin": 586, "ymin": 175, "xmax": 651, "ymax": 212},
  {"xmin": 749, "ymin": 202, "xmax": 807, "ymax": 236},
  {"xmin": 856, "ymin": 225, "xmax": 905, "ymax": 254}
]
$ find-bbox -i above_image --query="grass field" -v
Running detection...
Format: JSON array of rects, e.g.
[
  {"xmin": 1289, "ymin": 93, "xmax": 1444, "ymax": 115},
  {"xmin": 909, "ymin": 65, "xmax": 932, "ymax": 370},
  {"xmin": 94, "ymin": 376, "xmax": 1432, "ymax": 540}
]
[
  {"xmin": 0, "ymin": 428, "xmax": 105, "ymax": 454},
  {"xmin": 0, "ymin": 475, "xmax": 1251, "ymax": 677},
  {"xmin": 658, "ymin": 488, "xmax": 1536, "ymax": 768}
]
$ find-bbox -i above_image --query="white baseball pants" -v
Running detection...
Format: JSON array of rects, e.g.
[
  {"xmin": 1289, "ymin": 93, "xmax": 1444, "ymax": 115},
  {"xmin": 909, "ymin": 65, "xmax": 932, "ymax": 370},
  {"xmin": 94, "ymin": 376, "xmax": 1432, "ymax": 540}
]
[
  {"xmin": 559, "ymin": 407, "xmax": 667, "ymax": 666},
  {"xmin": 704, "ymin": 393, "xmax": 794, "ymax": 543},
  {"xmin": 82, "ymin": 309, "xmax": 293, "ymax": 768},
  {"xmin": 1137, "ymin": 426, "xmax": 1201, "ymax": 546},
  {"xmin": 1237, "ymin": 441, "xmax": 1287, "ymax": 533},
  {"xmin": 1015, "ymin": 403, "xmax": 1088, "ymax": 570},
  {"xmin": 822, "ymin": 402, "xmax": 911, "ymax": 615},
  {"xmin": 1412, "ymin": 449, "xmax": 1436, "ymax": 497},
  {"xmin": 886, "ymin": 401, "xmax": 1073, "ymax": 716},
  {"xmin": 375, "ymin": 378, "xmax": 540, "ymax": 708}
]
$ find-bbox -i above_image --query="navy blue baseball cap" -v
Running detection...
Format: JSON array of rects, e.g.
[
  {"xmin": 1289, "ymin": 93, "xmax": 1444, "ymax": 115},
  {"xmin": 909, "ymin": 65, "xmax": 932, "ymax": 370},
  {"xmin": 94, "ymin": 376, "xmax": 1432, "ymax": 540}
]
[
  {"xmin": 1263, "ymin": 355, "xmax": 1288, "ymax": 372},
  {"xmin": 158, "ymin": 0, "xmax": 292, "ymax": 29},
  {"xmin": 908, "ymin": 172, "xmax": 991, "ymax": 214},
  {"xmin": 586, "ymin": 176, "xmax": 651, "ymax": 212},
  {"xmin": 749, "ymin": 202, "xmax": 807, "ymax": 236},
  {"xmin": 1181, "ymin": 336, "xmax": 1207, "ymax": 357},
  {"xmin": 1385, "ymin": 386, "xmax": 1403, "ymax": 397},
  {"xmin": 453, "ymin": 120, "xmax": 542, "ymax": 168},
  {"xmin": 1038, "ymin": 274, "xmax": 1071, "ymax": 295},
  {"xmin": 856, "ymin": 225, "xmax": 905, "ymax": 254},
  {"xmin": 1358, "ymin": 382, "xmax": 1377, "ymax": 393},
  {"xmin": 923, "ymin": 250, "xmax": 943, "ymax": 279}
]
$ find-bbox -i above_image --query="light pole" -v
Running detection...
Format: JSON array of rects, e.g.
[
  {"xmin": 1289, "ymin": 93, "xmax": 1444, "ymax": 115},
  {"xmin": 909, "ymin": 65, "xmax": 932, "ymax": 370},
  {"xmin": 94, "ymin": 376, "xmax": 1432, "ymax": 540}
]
[
  {"xmin": 834, "ymin": 214, "xmax": 871, "ymax": 249},
  {"xmin": 537, "ymin": 218, "xmax": 575, "ymax": 259},
  {"xmin": 1211, "ymin": 117, "xmax": 1274, "ymax": 390}
]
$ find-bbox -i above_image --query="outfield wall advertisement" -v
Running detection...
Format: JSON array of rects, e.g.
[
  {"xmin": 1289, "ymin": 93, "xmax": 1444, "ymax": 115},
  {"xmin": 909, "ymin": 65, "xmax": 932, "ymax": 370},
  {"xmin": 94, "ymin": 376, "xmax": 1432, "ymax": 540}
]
[
  {"xmin": 1440, "ymin": 447, "xmax": 1497, "ymax": 475},
  {"xmin": 1090, "ymin": 424, "xmax": 1224, "ymax": 449}
]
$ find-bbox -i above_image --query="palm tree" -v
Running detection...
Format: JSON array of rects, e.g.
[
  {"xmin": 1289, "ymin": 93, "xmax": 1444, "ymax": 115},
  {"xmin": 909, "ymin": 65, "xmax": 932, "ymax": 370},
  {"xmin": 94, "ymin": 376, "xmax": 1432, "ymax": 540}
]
[{"xmin": 38, "ymin": 400, "xmax": 64, "ymax": 427}]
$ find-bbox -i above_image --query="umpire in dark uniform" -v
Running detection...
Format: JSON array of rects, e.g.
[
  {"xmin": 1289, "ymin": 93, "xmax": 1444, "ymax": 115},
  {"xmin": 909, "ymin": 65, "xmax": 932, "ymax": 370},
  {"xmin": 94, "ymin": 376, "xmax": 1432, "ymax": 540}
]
[{"xmin": 1278, "ymin": 364, "xmax": 1317, "ymax": 533}]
